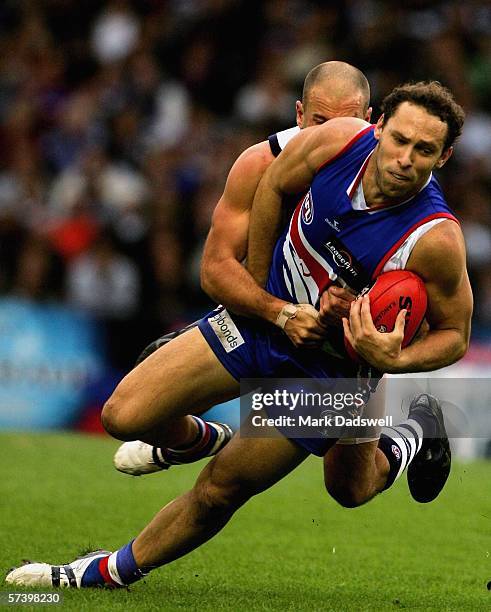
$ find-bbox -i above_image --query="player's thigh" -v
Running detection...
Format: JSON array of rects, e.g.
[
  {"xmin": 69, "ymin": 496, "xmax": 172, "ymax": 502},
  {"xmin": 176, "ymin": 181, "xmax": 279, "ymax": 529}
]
[
  {"xmin": 104, "ymin": 327, "xmax": 240, "ymax": 434},
  {"xmin": 199, "ymin": 414, "xmax": 309, "ymax": 503}
]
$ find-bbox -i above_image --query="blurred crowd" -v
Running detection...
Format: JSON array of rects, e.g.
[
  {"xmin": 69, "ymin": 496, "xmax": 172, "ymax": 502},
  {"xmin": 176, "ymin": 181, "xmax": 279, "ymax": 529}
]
[{"xmin": 0, "ymin": 0, "xmax": 490, "ymax": 373}]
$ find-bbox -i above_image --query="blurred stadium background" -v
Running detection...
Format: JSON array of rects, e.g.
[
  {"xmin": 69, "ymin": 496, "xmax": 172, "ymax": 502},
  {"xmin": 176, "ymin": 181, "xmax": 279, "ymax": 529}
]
[{"xmin": 0, "ymin": 0, "xmax": 490, "ymax": 454}]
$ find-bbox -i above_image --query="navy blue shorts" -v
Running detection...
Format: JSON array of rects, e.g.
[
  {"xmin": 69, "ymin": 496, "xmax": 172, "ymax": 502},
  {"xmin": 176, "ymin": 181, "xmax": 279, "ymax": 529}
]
[
  {"xmin": 198, "ymin": 307, "xmax": 371, "ymax": 456},
  {"xmin": 198, "ymin": 306, "xmax": 359, "ymax": 380}
]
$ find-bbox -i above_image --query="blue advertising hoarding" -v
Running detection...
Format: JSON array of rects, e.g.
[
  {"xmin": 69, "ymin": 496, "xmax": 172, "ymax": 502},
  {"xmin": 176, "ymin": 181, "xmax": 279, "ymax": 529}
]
[{"xmin": 0, "ymin": 297, "xmax": 106, "ymax": 429}]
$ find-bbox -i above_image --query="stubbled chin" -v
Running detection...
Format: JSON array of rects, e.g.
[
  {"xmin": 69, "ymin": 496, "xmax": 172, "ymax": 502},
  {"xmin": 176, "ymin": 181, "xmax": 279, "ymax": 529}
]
[{"xmin": 382, "ymin": 183, "xmax": 411, "ymax": 199}]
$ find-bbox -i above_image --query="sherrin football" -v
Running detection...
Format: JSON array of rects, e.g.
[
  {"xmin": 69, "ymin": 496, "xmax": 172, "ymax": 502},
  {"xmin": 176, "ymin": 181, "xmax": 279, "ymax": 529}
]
[{"xmin": 344, "ymin": 270, "xmax": 428, "ymax": 361}]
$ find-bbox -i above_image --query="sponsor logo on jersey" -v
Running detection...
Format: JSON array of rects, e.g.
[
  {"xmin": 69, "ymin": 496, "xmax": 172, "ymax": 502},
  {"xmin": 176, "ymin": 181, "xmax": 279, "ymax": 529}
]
[
  {"xmin": 324, "ymin": 217, "xmax": 341, "ymax": 232},
  {"xmin": 325, "ymin": 241, "xmax": 359, "ymax": 278},
  {"xmin": 208, "ymin": 309, "xmax": 245, "ymax": 352},
  {"xmin": 301, "ymin": 191, "xmax": 314, "ymax": 225},
  {"xmin": 322, "ymin": 237, "xmax": 371, "ymax": 293}
]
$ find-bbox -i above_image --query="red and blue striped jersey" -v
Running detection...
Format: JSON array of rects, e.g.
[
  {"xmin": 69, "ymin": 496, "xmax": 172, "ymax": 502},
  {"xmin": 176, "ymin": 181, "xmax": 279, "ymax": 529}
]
[{"xmin": 266, "ymin": 125, "xmax": 458, "ymax": 305}]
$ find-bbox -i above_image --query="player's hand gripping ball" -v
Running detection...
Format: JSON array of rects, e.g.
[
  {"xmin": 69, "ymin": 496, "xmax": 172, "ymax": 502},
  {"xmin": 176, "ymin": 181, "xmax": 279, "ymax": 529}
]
[{"xmin": 344, "ymin": 270, "xmax": 427, "ymax": 361}]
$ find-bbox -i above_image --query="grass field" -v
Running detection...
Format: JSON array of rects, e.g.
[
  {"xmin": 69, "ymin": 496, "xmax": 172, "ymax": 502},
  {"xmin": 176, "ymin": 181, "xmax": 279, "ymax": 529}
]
[{"xmin": 0, "ymin": 432, "xmax": 489, "ymax": 611}]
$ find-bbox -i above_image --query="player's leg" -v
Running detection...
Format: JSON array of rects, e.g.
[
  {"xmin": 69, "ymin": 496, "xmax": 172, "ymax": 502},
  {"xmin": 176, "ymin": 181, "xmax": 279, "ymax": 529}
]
[
  {"xmin": 6, "ymin": 417, "xmax": 309, "ymax": 588},
  {"xmin": 113, "ymin": 416, "xmax": 235, "ymax": 475},
  {"xmin": 324, "ymin": 390, "xmax": 451, "ymax": 507},
  {"xmin": 132, "ymin": 423, "xmax": 308, "ymax": 569},
  {"xmin": 102, "ymin": 326, "xmax": 239, "ymax": 448},
  {"xmin": 324, "ymin": 382, "xmax": 389, "ymax": 507},
  {"xmin": 115, "ymin": 320, "xmax": 236, "ymax": 475},
  {"xmin": 324, "ymin": 439, "xmax": 389, "ymax": 508}
]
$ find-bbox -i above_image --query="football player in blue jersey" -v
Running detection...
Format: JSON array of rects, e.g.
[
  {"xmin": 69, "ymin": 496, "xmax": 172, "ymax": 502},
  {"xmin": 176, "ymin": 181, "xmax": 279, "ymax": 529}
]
[
  {"xmin": 113, "ymin": 61, "xmax": 372, "ymax": 476},
  {"xmin": 6, "ymin": 81, "xmax": 472, "ymax": 590},
  {"xmin": 247, "ymin": 80, "xmax": 471, "ymax": 506}
]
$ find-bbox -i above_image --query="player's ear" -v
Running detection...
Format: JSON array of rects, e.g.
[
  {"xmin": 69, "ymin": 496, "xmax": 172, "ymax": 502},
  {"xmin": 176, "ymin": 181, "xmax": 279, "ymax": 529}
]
[
  {"xmin": 365, "ymin": 106, "xmax": 373, "ymax": 122},
  {"xmin": 374, "ymin": 113, "xmax": 385, "ymax": 140},
  {"xmin": 296, "ymin": 101, "xmax": 304, "ymax": 128},
  {"xmin": 436, "ymin": 146, "xmax": 453, "ymax": 169}
]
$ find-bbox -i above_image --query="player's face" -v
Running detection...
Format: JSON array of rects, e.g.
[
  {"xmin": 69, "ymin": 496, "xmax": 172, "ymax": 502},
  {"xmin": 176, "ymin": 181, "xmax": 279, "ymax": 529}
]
[
  {"xmin": 296, "ymin": 86, "xmax": 372, "ymax": 128},
  {"xmin": 373, "ymin": 102, "xmax": 453, "ymax": 199}
]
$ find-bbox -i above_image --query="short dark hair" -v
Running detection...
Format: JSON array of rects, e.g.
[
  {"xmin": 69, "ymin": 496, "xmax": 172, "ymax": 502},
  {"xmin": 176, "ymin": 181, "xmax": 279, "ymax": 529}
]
[{"xmin": 380, "ymin": 81, "xmax": 465, "ymax": 150}]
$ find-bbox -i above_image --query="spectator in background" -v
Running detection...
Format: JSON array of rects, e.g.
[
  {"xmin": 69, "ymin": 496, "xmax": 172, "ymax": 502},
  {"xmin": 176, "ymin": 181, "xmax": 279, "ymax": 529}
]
[
  {"xmin": 91, "ymin": 0, "xmax": 140, "ymax": 66},
  {"xmin": 235, "ymin": 54, "xmax": 297, "ymax": 128},
  {"xmin": 67, "ymin": 229, "xmax": 139, "ymax": 319},
  {"xmin": 66, "ymin": 228, "xmax": 141, "ymax": 369},
  {"xmin": 13, "ymin": 236, "xmax": 65, "ymax": 302}
]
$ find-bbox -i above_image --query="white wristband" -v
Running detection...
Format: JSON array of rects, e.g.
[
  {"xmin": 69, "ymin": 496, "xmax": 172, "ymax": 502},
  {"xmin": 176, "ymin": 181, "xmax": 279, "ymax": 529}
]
[{"xmin": 275, "ymin": 303, "xmax": 298, "ymax": 330}]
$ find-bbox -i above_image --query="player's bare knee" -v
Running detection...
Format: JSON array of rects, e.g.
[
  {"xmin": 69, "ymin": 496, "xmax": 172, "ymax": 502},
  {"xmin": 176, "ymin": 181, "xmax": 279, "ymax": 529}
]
[
  {"xmin": 192, "ymin": 462, "xmax": 252, "ymax": 521},
  {"xmin": 325, "ymin": 479, "xmax": 371, "ymax": 509},
  {"xmin": 195, "ymin": 480, "xmax": 239, "ymax": 518},
  {"xmin": 101, "ymin": 397, "xmax": 139, "ymax": 441}
]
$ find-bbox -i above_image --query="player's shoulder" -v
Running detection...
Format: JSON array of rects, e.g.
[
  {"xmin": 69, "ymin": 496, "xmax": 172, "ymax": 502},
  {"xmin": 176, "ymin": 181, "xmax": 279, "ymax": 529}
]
[
  {"xmin": 407, "ymin": 219, "xmax": 465, "ymax": 286},
  {"xmin": 309, "ymin": 117, "xmax": 372, "ymax": 150},
  {"xmin": 232, "ymin": 140, "xmax": 275, "ymax": 174},
  {"xmin": 418, "ymin": 218, "xmax": 464, "ymax": 249},
  {"xmin": 223, "ymin": 139, "xmax": 275, "ymax": 196},
  {"xmin": 296, "ymin": 118, "xmax": 372, "ymax": 171}
]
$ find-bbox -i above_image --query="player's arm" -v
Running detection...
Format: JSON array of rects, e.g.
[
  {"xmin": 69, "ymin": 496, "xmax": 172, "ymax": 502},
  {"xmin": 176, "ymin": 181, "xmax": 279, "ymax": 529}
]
[
  {"xmin": 200, "ymin": 143, "xmax": 288, "ymax": 323},
  {"xmin": 200, "ymin": 139, "xmax": 353, "ymax": 345},
  {"xmin": 247, "ymin": 118, "xmax": 368, "ymax": 287},
  {"xmin": 344, "ymin": 221, "xmax": 473, "ymax": 373},
  {"xmin": 396, "ymin": 221, "xmax": 472, "ymax": 370}
]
